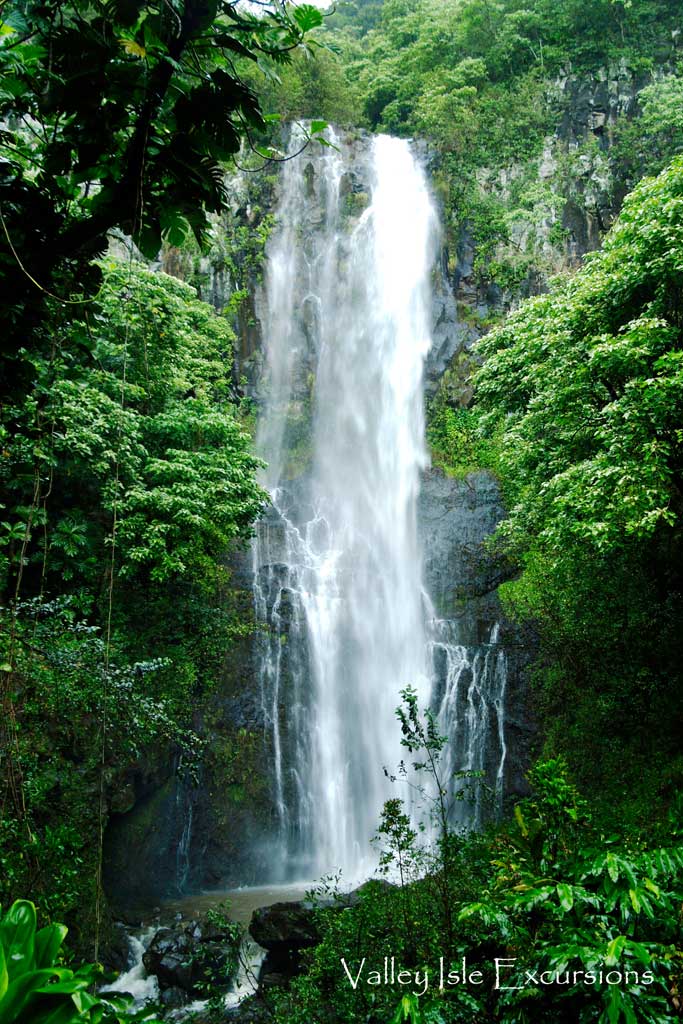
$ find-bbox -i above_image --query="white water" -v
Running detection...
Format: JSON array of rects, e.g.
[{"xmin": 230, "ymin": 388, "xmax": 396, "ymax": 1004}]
[
  {"xmin": 101, "ymin": 925, "xmax": 264, "ymax": 1018},
  {"xmin": 102, "ymin": 886, "xmax": 308, "ymax": 1016},
  {"xmin": 429, "ymin": 619, "xmax": 507, "ymax": 825},
  {"xmin": 254, "ymin": 130, "xmax": 436, "ymax": 879},
  {"xmin": 253, "ymin": 127, "xmax": 508, "ymax": 881},
  {"xmin": 100, "ymin": 927, "xmax": 159, "ymax": 1005}
]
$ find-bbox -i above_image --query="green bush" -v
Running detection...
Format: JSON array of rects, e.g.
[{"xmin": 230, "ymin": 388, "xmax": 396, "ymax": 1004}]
[{"xmin": 268, "ymin": 759, "xmax": 683, "ymax": 1024}]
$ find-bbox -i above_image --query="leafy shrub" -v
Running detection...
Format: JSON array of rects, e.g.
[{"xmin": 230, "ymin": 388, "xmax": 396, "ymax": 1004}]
[{"xmin": 268, "ymin": 759, "xmax": 683, "ymax": 1024}]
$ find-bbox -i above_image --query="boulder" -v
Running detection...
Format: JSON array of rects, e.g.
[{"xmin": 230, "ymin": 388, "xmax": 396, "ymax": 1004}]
[
  {"xmin": 248, "ymin": 901, "xmax": 321, "ymax": 952},
  {"xmin": 249, "ymin": 884, "xmax": 395, "ymax": 993},
  {"xmin": 143, "ymin": 927, "xmax": 193, "ymax": 990},
  {"xmin": 143, "ymin": 916, "xmax": 240, "ymax": 998},
  {"xmin": 159, "ymin": 986, "xmax": 189, "ymax": 1009}
]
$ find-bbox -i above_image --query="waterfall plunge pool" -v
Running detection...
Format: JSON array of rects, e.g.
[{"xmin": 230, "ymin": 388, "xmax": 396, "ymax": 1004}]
[{"xmin": 104, "ymin": 883, "xmax": 316, "ymax": 1017}]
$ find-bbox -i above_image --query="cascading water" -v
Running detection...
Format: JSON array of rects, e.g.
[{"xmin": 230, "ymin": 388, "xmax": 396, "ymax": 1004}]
[
  {"xmin": 428, "ymin": 617, "xmax": 507, "ymax": 826},
  {"xmin": 252, "ymin": 127, "xmax": 508, "ymax": 881}
]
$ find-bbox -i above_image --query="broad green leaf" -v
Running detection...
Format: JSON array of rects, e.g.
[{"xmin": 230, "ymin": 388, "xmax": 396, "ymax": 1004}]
[
  {"xmin": 159, "ymin": 209, "xmax": 191, "ymax": 248},
  {"xmin": 626, "ymin": 940, "xmax": 651, "ymax": 966},
  {"xmin": 0, "ymin": 968, "xmax": 64, "ymax": 1023},
  {"xmin": 118, "ymin": 37, "xmax": 146, "ymax": 57},
  {"xmin": 34, "ymin": 925, "xmax": 67, "ymax": 970},
  {"xmin": 514, "ymin": 804, "xmax": 528, "ymax": 837},
  {"xmin": 605, "ymin": 935, "xmax": 626, "ymax": 966},
  {"xmin": 29, "ymin": 1001, "xmax": 86, "ymax": 1024},
  {"xmin": 0, "ymin": 940, "xmax": 8, "ymax": 1002},
  {"xmin": 292, "ymin": 4, "xmax": 323, "ymax": 32},
  {"xmin": 0, "ymin": 901, "xmax": 36, "ymax": 979},
  {"xmin": 393, "ymin": 993, "xmax": 422, "ymax": 1024},
  {"xmin": 556, "ymin": 883, "xmax": 574, "ymax": 912},
  {"xmin": 604, "ymin": 984, "xmax": 625, "ymax": 1024},
  {"xmin": 71, "ymin": 988, "xmax": 100, "ymax": 1010}
]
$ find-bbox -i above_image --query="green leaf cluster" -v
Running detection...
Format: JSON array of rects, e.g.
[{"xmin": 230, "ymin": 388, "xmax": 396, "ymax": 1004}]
[{"xmin": 0, "ymin": 899, "xmax": 150, "ymax": 1023}]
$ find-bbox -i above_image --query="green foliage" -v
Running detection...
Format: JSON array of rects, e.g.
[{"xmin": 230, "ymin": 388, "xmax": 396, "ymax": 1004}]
[
  {"xmin": 478, "ymin": 157, "xmax": 683, "ymax": 567},
  {"xmin": 426, "ymin": 389, "xmax": 496, "ymax": 478},
  {"xmin": 1, "ymin": 257, "xmax": 266, "ymax": 595},
  {"xmin": 473, "ymin": 156, "xmax": 683, "ymax": 815},
  {"xmin": 612, "ymin": 72, "xmax": 683, "ymax": 188},
  {"xmin": 455, "ymin": 760, "xmax": 683, "ymax": 1023},
  {"xmin": 0, "ymin": 900, "xmax": 151, "ymax": 1023},
  {"xmin": 269, "ymin": 759, "xmax": 683, "ymax": 1024},
  {"xmin": 273, "ymin": 0, "xmax": 682, "ymax": 298},
  {"xmin": 0, "ymin": 0, "xmax": 324, "ymax": 353},
  {"xmin": 0, "ymin": 597, "xmax": 204, "ymax": 933},
  {"xmin": 0, "ymin": 258, "xmax": 265, "ymax": 945},
  {"xmin": 240, "ymin": 42, "xmax": 363, "ymax": 127},
  {"xmin": 182, "ymin": 901, "xmax": 242, "ymax": 1006}
]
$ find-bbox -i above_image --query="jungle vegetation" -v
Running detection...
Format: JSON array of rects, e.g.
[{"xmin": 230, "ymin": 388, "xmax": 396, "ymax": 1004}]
[{"xmin": 1, "ymin": 0, "xmax": 683, "ymax": 1022}]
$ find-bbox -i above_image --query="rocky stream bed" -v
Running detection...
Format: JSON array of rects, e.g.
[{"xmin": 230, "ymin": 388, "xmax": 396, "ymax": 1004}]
[{"xmin": 104, "ymin": 883, "xmax": 379, "ymax": 1020}]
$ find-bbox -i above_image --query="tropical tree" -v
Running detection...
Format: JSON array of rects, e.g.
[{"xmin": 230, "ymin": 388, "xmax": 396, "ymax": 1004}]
[{"xmin": 0, "ymin": 0, "xmax": 326, "ymax": 386}]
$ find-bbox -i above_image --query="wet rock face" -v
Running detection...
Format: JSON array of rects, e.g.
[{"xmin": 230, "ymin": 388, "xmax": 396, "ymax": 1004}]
[
  {"xmin": 553, "ymin": 64, "xmax": 648, "ymax": 146},
  {"xmin": 419, "ymin": 467, "xmax": 536, "ymax": 805},
  {"xmin": 101, "ymin": 922, "xmax": 131, "ymax": 974},
  {"xmin": 104, "ymin": 772, "xmax": 189, "ymax": 906},
  {"xmin": 424, "ymin": 254, "xmax": 478, "ymax": 400},
  {"xmin": 419, "ymin": 469, "xmax": 505, "ymax": 633},
  {"xmin": 442, "ymin": 63, "xmax": 666, "ymax": 327}
]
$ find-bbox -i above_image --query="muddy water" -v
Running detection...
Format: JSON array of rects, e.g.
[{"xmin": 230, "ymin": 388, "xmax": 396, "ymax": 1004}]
[{"xmin": 158, "ymin": 882, "xmax": 313, "ymax": 927}]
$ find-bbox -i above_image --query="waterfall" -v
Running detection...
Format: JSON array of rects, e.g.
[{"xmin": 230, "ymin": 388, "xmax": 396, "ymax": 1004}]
[
  {"xmin": 252, "ymin": 127, "xmax": 508, "ymax": 881},
  {"xmin": 428, "ymin": 618, "xmax": 507, "ymax": 827}
]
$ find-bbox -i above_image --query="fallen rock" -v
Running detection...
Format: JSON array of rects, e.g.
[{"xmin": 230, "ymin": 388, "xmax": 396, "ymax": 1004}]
[
  {"xmin": 143, "ymin": 916, "xmax": 240, "ymax": 998},
  {"xmin": 159, "ymin": 986, "xmax": 189, "ymax": 1009},
  {"xmin": 248, "ymin": 901, "xmax": 321, "ymax": 952},
  {"xmin": 143, "ymin": 927, "xmax": 193, "ymax": 990}
]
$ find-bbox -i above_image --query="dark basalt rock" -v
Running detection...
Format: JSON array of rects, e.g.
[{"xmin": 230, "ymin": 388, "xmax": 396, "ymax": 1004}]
[
  {"xmin": 419, "ymin": 467, "xmax": 506, "ymax": 632},
  {"xmin": 142, "ymin": 917, "xmax": 240, "ymax": 997},
  {"xmin": 143, "ymin": 927, "xmax": 194, "ymax": 990},
  {"xmin": 249, "ymin": 882, "xmax": 396, "ymax": 993},
  {"xmin": 159, "ymin": 986, "xmax": 189, "ymax": 1009},
  {"xmin": 224, "ymin": 995, "xmax": 272, "ymax": 1023},
  {"xmin": 249, "ymin": 900, "xmax": 321, "ymax": 951},
  {"xmin": 419, "ymin": 467, "xmax": 537, "ymax": 803}
]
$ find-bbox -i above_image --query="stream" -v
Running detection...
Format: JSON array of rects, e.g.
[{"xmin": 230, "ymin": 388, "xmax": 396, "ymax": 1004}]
[{"xmin": 103, "ymin": 885, "xmax": 311, "ymax": 1014}]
